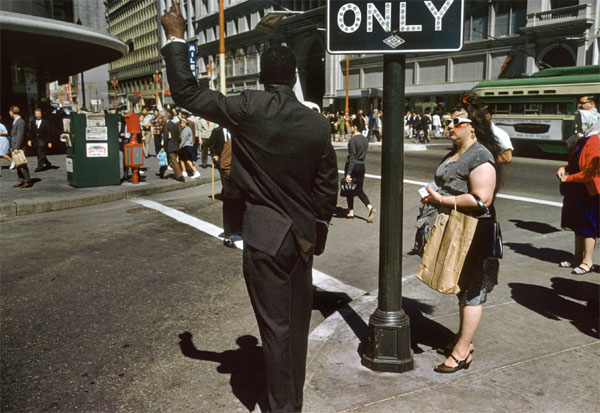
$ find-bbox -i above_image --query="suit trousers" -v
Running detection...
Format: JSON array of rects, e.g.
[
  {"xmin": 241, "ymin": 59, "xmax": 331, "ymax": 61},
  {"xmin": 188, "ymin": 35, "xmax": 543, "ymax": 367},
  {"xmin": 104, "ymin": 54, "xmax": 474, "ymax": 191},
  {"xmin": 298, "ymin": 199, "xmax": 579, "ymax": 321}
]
[
  {"xmin": 153, "ymin": 134, "xmax": 162, "ymax": 155},
  {"xmin": 243, "ymin": 231, "xmax": 313, "ymax": 413},
  {"xmin": 201, "ymin": 144, "xmax": 208, "ymax": 168},
  {"xmin": 35, "ymin": 139, "xmax": 49, "ymax": 167},
  {"xmin": 142, "ymin": 130, "xmax": 153, "ymax": 157},
  {"xmin": 17, "ymin": 163, "xmax": 31, "ymax": 183},
  {"xmin": 168, "ymin": 151, "xmax": 183, "ymax": 179}
]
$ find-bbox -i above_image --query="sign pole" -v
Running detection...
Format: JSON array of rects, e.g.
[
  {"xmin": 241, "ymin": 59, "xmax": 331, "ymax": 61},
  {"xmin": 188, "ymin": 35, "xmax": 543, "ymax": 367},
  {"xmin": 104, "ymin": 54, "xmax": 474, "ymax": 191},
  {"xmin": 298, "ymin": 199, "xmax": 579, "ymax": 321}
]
[{"xmin": 361, "ymin": 53, "xmax": 413, "ymax": 373}]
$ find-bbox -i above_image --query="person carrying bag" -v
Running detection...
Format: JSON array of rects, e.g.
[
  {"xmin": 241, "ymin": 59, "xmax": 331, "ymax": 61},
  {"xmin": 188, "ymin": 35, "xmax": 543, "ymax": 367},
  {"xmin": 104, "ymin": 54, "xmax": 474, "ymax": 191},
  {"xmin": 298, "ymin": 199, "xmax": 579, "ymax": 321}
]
[{"xmin": 414, "ymin": 94, "xmax": 503, "ymax": 374}]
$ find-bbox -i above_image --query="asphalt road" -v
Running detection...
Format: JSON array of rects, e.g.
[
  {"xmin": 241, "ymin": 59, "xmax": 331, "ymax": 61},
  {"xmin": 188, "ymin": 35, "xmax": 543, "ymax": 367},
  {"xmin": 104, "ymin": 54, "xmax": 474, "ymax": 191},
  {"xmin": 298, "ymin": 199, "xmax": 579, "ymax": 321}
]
[{"xmin": 0, "ymin": 146, "xmax": 581, "ymax": 412}]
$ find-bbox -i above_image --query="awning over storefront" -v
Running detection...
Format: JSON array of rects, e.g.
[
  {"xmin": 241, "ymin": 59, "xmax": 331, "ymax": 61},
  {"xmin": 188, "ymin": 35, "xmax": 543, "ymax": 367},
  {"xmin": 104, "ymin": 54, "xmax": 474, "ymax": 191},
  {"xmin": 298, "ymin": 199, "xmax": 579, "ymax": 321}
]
[{"xmin": 0, "ymin": 11, "xmax": 127, "ymax": 83}]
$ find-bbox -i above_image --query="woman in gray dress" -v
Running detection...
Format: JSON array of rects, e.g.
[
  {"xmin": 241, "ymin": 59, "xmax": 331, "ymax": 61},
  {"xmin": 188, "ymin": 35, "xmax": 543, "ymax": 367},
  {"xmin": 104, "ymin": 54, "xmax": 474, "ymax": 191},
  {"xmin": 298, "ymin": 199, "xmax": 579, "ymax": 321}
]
[{"xmin": 420, "ymin": 94, "xmax": 502, "ymax": 373}]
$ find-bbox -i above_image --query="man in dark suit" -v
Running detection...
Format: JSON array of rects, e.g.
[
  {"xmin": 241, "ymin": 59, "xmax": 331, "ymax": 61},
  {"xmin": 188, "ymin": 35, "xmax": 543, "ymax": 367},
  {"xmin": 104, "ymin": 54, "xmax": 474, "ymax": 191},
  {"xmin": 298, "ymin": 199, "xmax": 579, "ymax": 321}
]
[
  {"xmin": 28, "ymin": 108, "xmax": 53, "ymax": 171},
  {"xmin": 161, "ymin": 4, "xmax": 338, "ymax": 411},
  {"xmin": 207, "ymin": 126, "xmax": 245, "ymax": 248},
  {"xmin": 9, "ymin": 106, "xmax": 32, "ymax": 188}
]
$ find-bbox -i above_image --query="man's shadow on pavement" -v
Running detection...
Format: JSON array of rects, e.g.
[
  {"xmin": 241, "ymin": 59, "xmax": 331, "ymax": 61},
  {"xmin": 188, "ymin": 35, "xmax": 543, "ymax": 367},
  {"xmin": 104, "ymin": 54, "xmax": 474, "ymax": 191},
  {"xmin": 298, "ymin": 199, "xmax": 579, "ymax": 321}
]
[
  {"xmin": 178, "ymin": 332, "xmax": 268, "ymax": 412},
  {"xmin": 508, "ymin": 277, "xmax": 599, "ymax": 339}
]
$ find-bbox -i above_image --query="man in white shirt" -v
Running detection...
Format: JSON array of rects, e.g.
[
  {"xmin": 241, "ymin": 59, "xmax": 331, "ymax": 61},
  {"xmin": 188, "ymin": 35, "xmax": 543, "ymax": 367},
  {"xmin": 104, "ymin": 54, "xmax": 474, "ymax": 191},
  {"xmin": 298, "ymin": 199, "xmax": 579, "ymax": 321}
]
[{"xmin": 140, "ymin": 107, "xmax": 153, "ymax": 157}]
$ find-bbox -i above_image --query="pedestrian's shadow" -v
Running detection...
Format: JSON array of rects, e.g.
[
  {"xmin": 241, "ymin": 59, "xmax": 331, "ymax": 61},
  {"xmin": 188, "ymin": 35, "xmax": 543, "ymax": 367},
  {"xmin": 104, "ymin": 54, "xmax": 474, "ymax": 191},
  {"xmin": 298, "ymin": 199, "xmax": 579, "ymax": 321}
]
[
  {"xmin": 503, "ymin": 242, "xmax": 571, "ymax": 264},
  {"xmin": 403, "ymin": 297, "xmax": 455, "ymax": 354},
  {"xmin": 178, "ymin": 332, "xmax": 268, "ymax": 412},
  {"xmin": 508, "ymin": 278, "xmax": 599, "ymax": 339},
  {"xmin": 508, "ymin": 219, "xmax": 561, "ymax": 234}
]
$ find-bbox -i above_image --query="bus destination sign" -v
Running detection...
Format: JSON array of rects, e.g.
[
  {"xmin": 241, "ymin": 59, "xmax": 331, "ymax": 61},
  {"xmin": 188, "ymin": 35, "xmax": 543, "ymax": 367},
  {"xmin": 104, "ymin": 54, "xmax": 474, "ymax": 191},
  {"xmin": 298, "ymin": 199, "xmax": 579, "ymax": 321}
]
[{"xmin": 327, "ymin": 0, "xmax": 464, "ymax": 54}]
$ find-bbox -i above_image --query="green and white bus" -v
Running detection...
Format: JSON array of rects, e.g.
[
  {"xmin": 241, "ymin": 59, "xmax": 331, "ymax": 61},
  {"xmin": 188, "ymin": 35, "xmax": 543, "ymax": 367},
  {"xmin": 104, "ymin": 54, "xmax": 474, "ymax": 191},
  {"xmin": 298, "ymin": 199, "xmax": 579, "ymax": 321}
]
[{"xmin": 472, "ymin": 65, "xmax": 600, "ymax": 155}]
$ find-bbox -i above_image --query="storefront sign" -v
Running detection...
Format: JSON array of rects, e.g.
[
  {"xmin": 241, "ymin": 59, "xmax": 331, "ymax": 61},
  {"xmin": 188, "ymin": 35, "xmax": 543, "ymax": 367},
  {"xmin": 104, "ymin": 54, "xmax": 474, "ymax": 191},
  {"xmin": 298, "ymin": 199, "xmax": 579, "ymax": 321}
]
[{"xmin": 327, "ymin": 0, "xmax": 464, "ymax": 53}]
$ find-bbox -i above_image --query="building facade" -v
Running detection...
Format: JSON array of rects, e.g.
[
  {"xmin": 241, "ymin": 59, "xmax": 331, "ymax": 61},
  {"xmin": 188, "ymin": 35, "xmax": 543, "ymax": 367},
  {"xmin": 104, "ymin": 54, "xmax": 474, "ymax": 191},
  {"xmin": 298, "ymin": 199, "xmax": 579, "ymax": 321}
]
[
  {"xmin": 0, "ymin": 0, "xmax": 126, "ymax": 118},
  {"xmin": 107, "ymin": 0, "xmax": 163, "ymax": 111},
  {"xmin": 181, "ymin": 0, "xmax": 598, "ymax": 114}
]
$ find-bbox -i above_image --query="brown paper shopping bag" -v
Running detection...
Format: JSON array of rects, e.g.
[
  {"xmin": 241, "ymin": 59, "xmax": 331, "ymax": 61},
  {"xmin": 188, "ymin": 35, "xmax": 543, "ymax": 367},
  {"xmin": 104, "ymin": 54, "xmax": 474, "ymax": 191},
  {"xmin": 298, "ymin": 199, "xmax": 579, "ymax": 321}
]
[{"xmin": 416, "ymin": 208, "xmax": 478, "ymax": 294}]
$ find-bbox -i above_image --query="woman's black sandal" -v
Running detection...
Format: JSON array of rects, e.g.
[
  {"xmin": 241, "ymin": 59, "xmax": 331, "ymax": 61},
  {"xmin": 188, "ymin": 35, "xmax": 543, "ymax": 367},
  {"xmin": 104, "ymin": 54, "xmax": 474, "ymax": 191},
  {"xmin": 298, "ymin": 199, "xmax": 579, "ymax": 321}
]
[
  {"xmin": 434, "ymin": 353, "xmax": 472, "ymax": 374},
  {"xmin": 572, "ymin": 263, "xmax": 593, "ymax": 275}
]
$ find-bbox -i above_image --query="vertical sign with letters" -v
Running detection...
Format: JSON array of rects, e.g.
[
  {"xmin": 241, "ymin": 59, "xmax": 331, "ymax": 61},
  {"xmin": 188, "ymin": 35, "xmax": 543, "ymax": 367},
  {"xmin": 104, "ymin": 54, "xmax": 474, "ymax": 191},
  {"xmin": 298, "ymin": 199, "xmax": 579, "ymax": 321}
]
[
  {"xmin": 327, "ymin": 0, "xmax": 464, "ymax": 54},
  {"xmin": 188, "ymin": 42, "xmax": 197, "ymax": 77}
]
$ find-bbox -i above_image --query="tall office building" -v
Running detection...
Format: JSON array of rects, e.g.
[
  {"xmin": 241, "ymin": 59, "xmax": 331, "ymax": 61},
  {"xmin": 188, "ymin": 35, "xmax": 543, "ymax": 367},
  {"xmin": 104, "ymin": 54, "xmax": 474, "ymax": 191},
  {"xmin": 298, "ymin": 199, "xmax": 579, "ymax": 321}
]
[
  {"xmin": 181, "ymin": 0, "xmax": 598, "ymax": 113},
  {"xmin": 107, "ymin": 0, "xmax": 163, "ymax": 110}
]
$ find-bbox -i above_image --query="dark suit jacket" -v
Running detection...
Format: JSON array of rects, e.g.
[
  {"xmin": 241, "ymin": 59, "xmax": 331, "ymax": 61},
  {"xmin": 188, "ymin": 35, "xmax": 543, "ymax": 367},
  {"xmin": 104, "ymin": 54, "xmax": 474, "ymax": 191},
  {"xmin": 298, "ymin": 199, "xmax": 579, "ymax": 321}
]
[
  {"xmin": 162, "ymin": 43, "xmax": 338, "ymax": 257},
  {"xmin": 162, "ymin": 120, "xmax": 181, "ymax": 153},
  {"xmin": 29, "ymin": 118, "xmax": 52, "ymax": 143},
  {"xmin": 10, "ymin": 117, "xmax": 27, "ymax": 150}
]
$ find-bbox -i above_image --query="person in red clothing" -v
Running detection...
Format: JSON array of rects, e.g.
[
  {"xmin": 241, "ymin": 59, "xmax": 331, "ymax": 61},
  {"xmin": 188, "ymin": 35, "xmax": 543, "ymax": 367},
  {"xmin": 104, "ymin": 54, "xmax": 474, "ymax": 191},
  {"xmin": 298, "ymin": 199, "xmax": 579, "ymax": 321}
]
[{"xmin": 557, "ymin": 104, "xmax": 600, "ymax": 275}]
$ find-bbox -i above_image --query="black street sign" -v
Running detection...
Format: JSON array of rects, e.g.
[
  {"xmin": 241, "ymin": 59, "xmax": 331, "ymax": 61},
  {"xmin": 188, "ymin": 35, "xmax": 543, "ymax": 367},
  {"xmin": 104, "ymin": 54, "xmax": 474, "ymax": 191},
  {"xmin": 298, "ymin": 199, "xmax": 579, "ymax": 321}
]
[{"xmin": 327, "ymin": 0, "xmax": 464, "ymax": 54}]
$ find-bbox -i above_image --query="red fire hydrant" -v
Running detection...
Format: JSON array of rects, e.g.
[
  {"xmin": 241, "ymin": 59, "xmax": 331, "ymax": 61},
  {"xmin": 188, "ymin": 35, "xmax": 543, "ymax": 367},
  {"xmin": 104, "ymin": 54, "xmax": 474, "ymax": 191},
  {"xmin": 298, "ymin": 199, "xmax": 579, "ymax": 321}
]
[{"xmin": 123, "ymin": 111, "xmax": 144, "ymax": 184}]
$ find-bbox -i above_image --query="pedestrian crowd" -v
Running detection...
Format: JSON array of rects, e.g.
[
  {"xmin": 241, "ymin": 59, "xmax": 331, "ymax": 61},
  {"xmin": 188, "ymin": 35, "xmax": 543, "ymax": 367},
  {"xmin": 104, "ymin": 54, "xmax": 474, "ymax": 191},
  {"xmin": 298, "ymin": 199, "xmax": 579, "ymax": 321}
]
[{"xmin": 323, "ymin": 108, "xmax": 382, "ymax": 143}]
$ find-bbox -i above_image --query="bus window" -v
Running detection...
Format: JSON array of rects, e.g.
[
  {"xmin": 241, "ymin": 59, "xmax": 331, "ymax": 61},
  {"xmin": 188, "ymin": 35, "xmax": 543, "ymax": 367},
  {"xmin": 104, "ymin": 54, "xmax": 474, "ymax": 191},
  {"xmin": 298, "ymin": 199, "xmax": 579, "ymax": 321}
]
[
  {"xmin": 510, "ymin": 103, "xmax": 524, "ymax": 114},
  {"xmin": 525, "ymin": 103, "xmax": 541, "ymax": 114},
  {"xmin": 494, "ymin": 103, "xmax": 509, "ymax": 114},
  {"xmin": 541, "ymin": 103, "xmax": 557, "ymax": 114},
  {"xmin": 557, "ymin": 102, "xmax": 567, "ymax": 114}
]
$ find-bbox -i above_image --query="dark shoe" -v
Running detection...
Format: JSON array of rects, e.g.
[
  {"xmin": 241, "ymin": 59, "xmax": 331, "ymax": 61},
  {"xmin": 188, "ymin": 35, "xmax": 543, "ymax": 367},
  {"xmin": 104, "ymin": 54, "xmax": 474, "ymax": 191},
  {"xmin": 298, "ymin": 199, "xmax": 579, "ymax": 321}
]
[
  {"xmin": 13, "ymin": 182, "xmax": 24, "ymax": 188},
  {"xmin": 408, "ymin": 248, "xmax": 420, "ymax": 256},
  {"xmin": 572, "ymin": 263, "xmax": 593, "ymax": 275},
  {"xmin": 43, "ymin": 163, "xmax": 52, "ymax": 169},
  {"xmin": 177, "ymin": 176, "xmax": 185, "ymax": 182},
  {"xmin": 21, "ymin": 182, "xmax": 33, "ymax": 188},
  {"xmin": 434, "ymin": 353, "xmax": 472, "ymax": 374},
  {"xmin": 34, "ymin": 167, "xmax": 44, "ymax": 172},
  {"xmin": 223, "ymin": 238, "xmax": 235, "ymax": 248}
]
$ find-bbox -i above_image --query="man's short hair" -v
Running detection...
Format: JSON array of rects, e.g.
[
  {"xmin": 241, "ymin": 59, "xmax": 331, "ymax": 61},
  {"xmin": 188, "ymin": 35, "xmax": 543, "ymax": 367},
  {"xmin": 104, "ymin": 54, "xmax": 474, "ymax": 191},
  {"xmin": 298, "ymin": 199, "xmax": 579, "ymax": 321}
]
[
  {"xmin": 259, "ymin": 46, "xmax": 297, "ymax": 87},
  {"xmin": 9, "ymin": 106, "xmax": 20, "ymax": 114},
  {"xmin": 351, "ymin": 117, "xmax": 362, "ymax": 129},
  {"xmin": 34, "ymin": 108, "xmax": 42, "ymax": 113}
]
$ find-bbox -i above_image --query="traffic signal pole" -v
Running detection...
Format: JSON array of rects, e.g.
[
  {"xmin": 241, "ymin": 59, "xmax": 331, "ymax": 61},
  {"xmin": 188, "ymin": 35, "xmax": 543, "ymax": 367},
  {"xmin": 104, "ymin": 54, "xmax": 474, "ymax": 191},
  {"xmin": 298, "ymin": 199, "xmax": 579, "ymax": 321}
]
[{"xmin": 361, "ymin": 53, "xmax": 414, "ymax": 373}]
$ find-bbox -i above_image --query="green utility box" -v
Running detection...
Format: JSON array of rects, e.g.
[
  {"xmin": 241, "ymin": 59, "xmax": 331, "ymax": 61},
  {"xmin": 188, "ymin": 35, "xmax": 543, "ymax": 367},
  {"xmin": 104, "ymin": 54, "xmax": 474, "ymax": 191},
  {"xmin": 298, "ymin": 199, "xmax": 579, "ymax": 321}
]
[{"xmin": 66, "ymin": 113, "xmax": 120, "ymax": 187}]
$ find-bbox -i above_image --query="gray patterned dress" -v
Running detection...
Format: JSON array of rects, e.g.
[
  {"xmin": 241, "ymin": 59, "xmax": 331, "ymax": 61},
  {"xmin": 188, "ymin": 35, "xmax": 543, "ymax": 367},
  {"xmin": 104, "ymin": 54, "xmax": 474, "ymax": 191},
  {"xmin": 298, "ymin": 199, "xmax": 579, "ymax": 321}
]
[{"xmin": 415, "ymin": 141, "xmax": 499, "ymax": 305}]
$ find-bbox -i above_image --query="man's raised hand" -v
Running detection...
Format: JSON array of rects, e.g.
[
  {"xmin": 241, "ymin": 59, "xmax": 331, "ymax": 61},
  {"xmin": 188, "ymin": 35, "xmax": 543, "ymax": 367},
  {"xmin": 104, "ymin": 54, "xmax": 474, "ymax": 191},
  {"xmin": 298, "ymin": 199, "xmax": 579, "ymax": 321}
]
[{"xmin": 161, "ymin": 0, "xmax": 185, "ymax": 39}]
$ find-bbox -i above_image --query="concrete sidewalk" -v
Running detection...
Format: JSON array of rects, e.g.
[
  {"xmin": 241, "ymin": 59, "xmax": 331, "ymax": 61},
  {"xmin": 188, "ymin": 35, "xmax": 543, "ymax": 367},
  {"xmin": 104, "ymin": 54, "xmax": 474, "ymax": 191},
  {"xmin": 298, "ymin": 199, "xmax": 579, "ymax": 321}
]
[{"xmin": 0, "ymin": 154, "xmax": 217, "ymax": 218}]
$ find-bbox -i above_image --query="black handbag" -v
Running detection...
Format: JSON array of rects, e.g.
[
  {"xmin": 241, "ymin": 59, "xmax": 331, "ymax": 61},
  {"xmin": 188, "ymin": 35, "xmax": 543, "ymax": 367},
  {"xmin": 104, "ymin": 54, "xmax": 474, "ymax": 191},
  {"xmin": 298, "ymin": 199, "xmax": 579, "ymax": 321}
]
[
  {"xmin": 340, "ymin": 178, "xmax": 357, "ymax": 197},
  {"xmin": 469, "ymin": 194, "xmax": 503, "ymax": 259}
]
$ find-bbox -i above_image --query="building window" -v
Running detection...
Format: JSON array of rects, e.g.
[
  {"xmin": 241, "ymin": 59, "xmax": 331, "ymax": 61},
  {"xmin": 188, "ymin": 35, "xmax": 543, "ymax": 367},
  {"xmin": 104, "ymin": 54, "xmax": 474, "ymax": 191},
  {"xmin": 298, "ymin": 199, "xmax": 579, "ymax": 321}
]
[
  {"xmin": 550, "ymin": 0, "xmax": 579, "ymax": 9},
  {"xmin": 494, "ymin": 1, "xmax": 526, "ymax": 37},
  {"xmin": 464, "ymin": 0, "xmax": 489, "ymax": 41},
  {"xmin": 234, "ymin": 49, "xmax": 245, "ymax": 76}
]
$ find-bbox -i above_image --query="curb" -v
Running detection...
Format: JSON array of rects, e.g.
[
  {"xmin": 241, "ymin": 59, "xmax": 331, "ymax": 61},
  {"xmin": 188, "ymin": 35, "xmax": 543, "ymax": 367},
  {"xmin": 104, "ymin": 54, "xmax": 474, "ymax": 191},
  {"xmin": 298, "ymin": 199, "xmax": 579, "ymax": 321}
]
[{"xmin": 0, "ymin": 175, "xmax": 216, "ymax": 219}]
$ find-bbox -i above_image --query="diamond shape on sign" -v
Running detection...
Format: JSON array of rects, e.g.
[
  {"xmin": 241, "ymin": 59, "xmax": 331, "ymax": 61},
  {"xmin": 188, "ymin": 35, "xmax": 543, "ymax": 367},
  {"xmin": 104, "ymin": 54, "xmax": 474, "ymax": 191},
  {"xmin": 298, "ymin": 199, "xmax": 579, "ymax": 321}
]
[{"xmin": 383, "ymin": 35, "xmax": 405, "ymax": 49}]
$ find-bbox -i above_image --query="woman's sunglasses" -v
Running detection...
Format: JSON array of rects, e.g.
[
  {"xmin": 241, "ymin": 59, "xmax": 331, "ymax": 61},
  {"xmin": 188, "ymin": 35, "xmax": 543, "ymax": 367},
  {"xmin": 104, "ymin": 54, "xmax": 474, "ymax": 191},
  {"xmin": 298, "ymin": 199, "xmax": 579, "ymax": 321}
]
[{"xmin": 452, "ymin": 117, "xmax": 472, "ymax": 126}]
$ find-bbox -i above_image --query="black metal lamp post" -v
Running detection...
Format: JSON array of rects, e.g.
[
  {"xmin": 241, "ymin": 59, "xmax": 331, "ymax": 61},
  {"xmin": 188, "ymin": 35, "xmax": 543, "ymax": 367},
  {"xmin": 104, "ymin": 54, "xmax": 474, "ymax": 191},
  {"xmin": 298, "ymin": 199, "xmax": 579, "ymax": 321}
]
[{"xmin": 361, "ymin": 53, "xmax": 413, "ymax": 373}]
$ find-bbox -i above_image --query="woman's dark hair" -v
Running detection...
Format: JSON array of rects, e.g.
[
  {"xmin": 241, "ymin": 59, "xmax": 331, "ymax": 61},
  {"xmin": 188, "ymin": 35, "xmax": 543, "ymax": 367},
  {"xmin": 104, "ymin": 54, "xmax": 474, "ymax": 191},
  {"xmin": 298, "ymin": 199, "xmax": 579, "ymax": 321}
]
[
  {"xmin": 453, "ymin": 94, "xmax": 501, "ymax": 161},
  {"xmin": 454, "ymin": 93, "xmax": 503, "ymax": 191}
]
